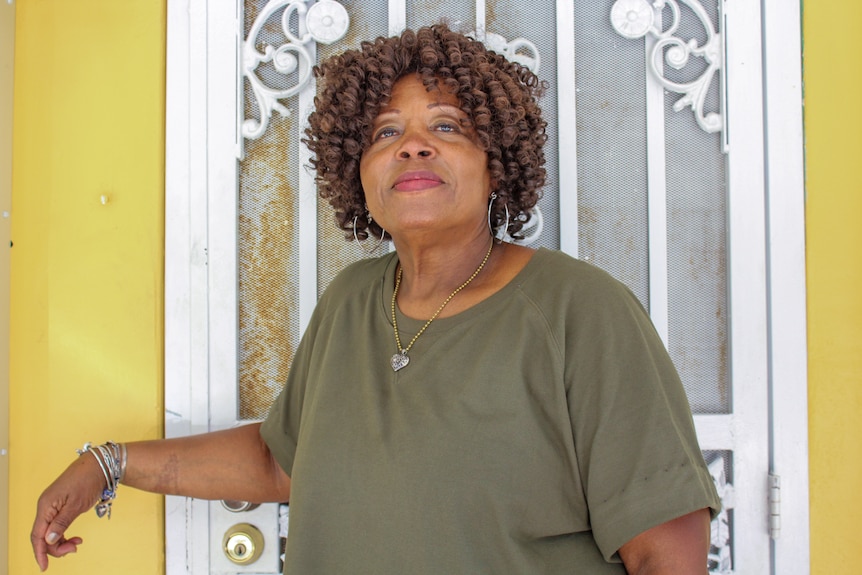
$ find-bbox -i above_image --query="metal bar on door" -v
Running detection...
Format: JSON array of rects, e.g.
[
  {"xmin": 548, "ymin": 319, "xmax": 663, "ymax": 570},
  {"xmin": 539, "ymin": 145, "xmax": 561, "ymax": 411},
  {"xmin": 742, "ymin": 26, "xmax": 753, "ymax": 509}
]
[
  {"xmin": 762, "ymin": 0, "xmax": 809, "ymax": 569},
  {"xmin": 389, "ymin": 0, "xmax": 406, "ymax": 36},
  {"xmin": 298, "ymin": 23, "xmax": 318, "ymax": 334},
  {"xmin": 693, "ymin": 414, "xmax": 734, "ymax": 451},
  {"xmin": 208, "ymin": 0, "xmax": 241, "ymax": 427},
  {"xmin": 167, "ymin": 1, "xmax": 216, "ymax": 571},
  {"xmin": 556, "ymin": 0, "xmax": 578, "ymax": 256},
  {"xmin": 165, "ymin": 0, "xmax": 196, "ymax": 442},
  {"xmin": 164, "ymin": 1, "xmax": 210, "ymax": 573},
  {"xmin": 645, "ymin": 23, "xmax": 669, "ymax": 346},
  {"xmin": 723, "ymin": 0, "xmax": 771, "ymax": 571},
  {"xmin": 187, "ymin": 0, "xmax": 211, "ymax": 440}
]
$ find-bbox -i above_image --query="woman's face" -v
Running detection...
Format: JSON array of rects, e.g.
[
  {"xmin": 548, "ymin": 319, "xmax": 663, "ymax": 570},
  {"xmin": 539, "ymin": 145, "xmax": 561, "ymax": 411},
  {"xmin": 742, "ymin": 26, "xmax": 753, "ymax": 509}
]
[{"xmin": 359, "ymin": 74, "xmax": 491, "ymax": 242}]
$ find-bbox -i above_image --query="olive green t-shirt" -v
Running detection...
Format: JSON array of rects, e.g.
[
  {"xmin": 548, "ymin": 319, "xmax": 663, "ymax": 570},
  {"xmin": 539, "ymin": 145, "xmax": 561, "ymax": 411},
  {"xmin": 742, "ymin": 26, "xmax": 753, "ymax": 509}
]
[{"xmin": 261, "ymin": 247, "xmax": 720, "ymax": 574}]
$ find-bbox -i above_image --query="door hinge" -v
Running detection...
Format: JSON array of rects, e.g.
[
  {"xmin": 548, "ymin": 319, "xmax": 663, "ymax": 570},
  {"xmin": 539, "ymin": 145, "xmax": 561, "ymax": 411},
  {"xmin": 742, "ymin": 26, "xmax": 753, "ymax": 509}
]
[{"xmin": 769, "ymin": 473, "xmax": 781, "ymax": 540}]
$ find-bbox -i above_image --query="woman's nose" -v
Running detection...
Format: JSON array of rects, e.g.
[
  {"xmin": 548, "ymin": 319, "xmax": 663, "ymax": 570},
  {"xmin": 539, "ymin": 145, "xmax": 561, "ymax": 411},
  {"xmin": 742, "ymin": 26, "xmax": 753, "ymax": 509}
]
[{"xmin": 396, "ymin": 129, "xmax": 435, "ymax": 159}]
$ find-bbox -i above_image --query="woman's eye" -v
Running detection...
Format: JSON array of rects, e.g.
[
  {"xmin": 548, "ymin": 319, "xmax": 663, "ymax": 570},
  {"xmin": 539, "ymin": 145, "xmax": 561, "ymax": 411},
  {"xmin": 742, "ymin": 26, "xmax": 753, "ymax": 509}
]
[
  {"xmin": 434, "ymin": 122, "xmax": 459, "ymax": 133},
  {"xmin": 373, "ymin": 127, "xmax": 398, "ymax": 140}
]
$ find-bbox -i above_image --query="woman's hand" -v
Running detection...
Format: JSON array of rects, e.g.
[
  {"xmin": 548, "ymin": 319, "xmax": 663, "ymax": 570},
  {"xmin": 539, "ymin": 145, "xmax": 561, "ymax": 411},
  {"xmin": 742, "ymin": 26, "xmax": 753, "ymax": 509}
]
[
  {"xmin": 30, "ymin": 452, "xmax": 105, "ymax": 571},
  {"xmin": 29, "ymin": 424, "xmax": 291, "ymax": 571}
]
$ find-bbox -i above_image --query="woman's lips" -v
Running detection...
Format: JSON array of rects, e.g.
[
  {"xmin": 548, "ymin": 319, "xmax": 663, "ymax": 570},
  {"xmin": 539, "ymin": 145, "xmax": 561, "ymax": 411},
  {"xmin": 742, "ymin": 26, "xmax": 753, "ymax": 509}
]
[{"xmin": 392, "ymin": 171, "xmax": 443, "ymax": 191}]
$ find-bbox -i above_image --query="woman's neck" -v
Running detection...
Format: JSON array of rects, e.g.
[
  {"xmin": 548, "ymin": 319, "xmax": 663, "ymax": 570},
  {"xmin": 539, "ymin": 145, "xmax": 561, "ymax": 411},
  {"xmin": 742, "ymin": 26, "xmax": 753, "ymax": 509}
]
[{"xmin": 391, "ymin": 233, "xmax": 499, "ymax": 319}]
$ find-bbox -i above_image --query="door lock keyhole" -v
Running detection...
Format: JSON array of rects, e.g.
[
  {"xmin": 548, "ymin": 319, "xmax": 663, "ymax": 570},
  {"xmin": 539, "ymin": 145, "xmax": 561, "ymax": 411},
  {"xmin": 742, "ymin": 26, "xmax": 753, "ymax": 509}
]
[{"xmin": 223, "ymin": 523, "xmax": 265, "ymax": 565}]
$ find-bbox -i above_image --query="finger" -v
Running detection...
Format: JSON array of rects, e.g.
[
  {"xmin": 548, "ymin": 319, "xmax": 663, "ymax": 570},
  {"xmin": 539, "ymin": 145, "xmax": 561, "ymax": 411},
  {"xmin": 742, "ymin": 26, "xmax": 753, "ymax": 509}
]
[
  {"xmin": 31, "ymin": 498, "xmax": 73, "ymax": 564},
  {"xmin": 44, "ymin": 513, "xmax": 77, "ymax": 548},
  {"xmin": 50, "ymin": 535, "xmax": 83, "ymax": 557},
  {"xmin": 39, "ymin": 535, "xmax": 84, "ymax": 571},
  {"xmin": 31, "ymin": 509, "xmax": 55, "ymax": 570},
  {"xmin": 32, "ymin": 533, "xmax": 48, "ymax": 572}
]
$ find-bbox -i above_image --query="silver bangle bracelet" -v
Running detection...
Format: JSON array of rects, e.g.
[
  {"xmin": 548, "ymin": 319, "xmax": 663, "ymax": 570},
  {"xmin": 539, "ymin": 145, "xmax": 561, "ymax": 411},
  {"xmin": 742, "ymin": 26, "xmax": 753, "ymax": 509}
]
[{"xmin": 77, "ymin": 441, "xmax": 126, "ymax": 519}]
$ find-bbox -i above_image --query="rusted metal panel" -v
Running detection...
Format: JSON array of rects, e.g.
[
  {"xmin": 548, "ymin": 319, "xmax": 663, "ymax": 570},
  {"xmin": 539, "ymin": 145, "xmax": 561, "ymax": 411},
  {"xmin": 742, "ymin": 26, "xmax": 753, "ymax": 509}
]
[{"xmin": 239, "ymin": 114, "xmax": 299, "ymax": 420}]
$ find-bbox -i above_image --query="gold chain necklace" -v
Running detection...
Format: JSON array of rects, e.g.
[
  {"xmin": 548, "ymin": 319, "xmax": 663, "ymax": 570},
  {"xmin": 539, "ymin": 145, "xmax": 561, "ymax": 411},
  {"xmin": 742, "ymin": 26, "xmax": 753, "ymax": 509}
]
[{"xmin": 390, "ymin": 241, "xmax": 494, "ymax": 372}]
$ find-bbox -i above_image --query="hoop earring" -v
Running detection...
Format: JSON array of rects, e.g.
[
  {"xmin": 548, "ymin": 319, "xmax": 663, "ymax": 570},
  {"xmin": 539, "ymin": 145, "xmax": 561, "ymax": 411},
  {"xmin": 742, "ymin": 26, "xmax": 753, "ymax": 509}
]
[
  {"xmin": 487, "ymin": 193, "xmax": 497, "ymax": 236},
  {"xmin": 353, "ymin": 215, "xmax": 362, "ymax": 243},
  {"xmin": 487, "ymin": 193, "xmax": 509, "ymax": 242},
  {"xmin": 353, "ymin": 215, "xmax": 386, "ymax": 253}
]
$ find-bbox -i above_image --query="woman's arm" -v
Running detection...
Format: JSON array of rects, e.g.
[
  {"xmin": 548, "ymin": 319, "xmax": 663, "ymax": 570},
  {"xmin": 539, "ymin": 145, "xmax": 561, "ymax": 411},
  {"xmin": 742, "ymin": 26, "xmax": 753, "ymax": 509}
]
[
  {"xmin": 618, "ymin": 508, "xmax": 712, "ymax": 575},
  {"xmin": 31, "ymin": 423, "xmax": 291, "ymax": 571}
]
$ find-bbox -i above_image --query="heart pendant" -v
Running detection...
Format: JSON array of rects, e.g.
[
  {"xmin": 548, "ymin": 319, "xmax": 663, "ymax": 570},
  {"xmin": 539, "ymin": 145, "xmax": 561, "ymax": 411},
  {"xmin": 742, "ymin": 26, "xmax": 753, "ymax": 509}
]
[{"xmin": 391, "ymin": 352, "xmax": 410, "ymax": 372}]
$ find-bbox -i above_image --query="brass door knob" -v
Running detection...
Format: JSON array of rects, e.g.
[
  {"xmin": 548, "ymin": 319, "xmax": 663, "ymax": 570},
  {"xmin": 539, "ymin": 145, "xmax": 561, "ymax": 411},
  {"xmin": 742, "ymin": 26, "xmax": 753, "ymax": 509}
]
[{"xmin": 223, "ymin": 522, "xmax": 265, "ymax": 565}]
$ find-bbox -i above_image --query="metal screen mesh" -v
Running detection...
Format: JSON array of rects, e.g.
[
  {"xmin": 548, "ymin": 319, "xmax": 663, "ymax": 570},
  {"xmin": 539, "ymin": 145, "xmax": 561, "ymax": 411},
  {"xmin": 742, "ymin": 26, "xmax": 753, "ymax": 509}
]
[
  {"xmin": 406, "ymin": 1, "xmax": 473, "ymax": 32},
  {"xmin": 238, "ymin": 124, "xmax": 302, "ymax": 420},
  {"xmin": 574, "ymin": 0, "xmax": 650, "ymax": 306},
  {"xmin": 662, "ymin": 1, "xmax": 729, "ymax": 414},
  {"xmin": 238, "ymin": 1, "xmax": 303, "ymax": 420}
]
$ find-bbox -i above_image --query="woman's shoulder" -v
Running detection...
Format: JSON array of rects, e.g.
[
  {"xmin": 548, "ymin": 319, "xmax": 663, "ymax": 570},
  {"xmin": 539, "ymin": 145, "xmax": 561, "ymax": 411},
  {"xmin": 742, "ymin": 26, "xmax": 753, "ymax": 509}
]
[
  {"xmin": 520, "ymin": 249, "xmax": 654, "ymax": 336},
  {"xmin": 517, "ymin": 248, "xmax": 647, "ymax": 319},
  {"xmin": 527, "ymin": 248, "xmax": 627, "ymax": 293}
]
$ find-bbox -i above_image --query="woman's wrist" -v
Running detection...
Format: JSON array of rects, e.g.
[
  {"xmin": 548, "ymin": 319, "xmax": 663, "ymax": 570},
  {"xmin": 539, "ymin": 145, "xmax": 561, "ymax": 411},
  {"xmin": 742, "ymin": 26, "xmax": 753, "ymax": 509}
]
[{"xmin": 76, "ymin": 441, "xmax": 126, "ymax": 518}]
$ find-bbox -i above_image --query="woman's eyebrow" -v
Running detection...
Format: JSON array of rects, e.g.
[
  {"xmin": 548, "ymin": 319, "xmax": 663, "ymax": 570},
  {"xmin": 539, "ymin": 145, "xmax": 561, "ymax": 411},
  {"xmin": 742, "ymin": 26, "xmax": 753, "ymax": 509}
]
[{"xmin": 427, "ymin": 102, "xmax": 462, "ymax": 113}]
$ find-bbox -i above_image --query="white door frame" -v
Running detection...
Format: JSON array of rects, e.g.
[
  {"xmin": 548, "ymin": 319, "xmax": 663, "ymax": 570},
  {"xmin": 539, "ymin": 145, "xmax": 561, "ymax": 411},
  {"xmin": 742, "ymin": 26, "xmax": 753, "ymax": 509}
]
[
  {"xmin": 164, "ymin": 1, "xmax": 809, "ymax": 573},
  {"xmin": 762, "ymin": 0, "xmax": 810, "ymax": 570}
]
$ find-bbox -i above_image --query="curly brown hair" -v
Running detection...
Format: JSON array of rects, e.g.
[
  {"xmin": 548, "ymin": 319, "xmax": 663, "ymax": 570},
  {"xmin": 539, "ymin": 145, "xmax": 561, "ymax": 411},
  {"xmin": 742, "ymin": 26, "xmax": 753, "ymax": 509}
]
[{"xmin": 303, "ymin": 23, "xmax": 548, "ymax": 241}]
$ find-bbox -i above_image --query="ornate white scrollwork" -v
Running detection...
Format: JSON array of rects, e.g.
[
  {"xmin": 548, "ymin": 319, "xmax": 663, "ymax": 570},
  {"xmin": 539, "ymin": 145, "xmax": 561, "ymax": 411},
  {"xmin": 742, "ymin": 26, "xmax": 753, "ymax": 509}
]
[
  {"xmin": 240, "ymin": 0, "xmax": 349, "ymax": 158},
  {"xmin": 479, "ymin": 31, "xmax": 541, "ymax": 75},
  {"xmin": 707, "ymin": 454, "xmax": 734, "ymax": 574},
  {"xmin": 611, "ymin": 0, "xmax": 656, "ymax": 39},
  {"xmin": 509, "ymin": 206, "xmax": 544, "ymax": 246},
  {"xmin": 610, "ymin": 0, "xmax": 725, "ymax": 143},
  {"xmin": 305, "ymin": 0, "xmax": 350, "ymax": 44}
]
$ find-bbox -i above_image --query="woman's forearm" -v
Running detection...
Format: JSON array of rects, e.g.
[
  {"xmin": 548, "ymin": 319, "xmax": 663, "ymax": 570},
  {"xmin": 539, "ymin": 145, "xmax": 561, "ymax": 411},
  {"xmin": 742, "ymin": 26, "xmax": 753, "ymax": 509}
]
[{"xmin": 122, "ymin": 423, "xmax": 291, "ymax": 502}]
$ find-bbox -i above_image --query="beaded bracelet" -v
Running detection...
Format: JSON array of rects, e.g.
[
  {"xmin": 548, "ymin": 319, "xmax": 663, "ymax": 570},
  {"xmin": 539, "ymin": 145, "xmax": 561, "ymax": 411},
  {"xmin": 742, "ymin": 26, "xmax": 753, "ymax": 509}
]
[{"xmin": 77, "ymin": 441, "xmax": 126, "ymax": 518}]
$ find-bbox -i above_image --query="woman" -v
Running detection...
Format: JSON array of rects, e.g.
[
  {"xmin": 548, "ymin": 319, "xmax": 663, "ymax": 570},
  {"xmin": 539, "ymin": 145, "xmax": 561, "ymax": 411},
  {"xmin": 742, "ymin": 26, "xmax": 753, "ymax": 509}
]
[{"xmin": 32, "ymin": 24, "xmax": 719, "ymax": 573}]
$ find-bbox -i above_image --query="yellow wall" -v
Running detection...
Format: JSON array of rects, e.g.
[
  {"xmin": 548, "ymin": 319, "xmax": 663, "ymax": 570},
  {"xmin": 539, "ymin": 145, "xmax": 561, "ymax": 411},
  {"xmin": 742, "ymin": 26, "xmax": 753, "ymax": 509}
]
[
  {"xmin": 8, "ymin": 1, "xmax": 166, "ymax": 574},
  {"xmin": 804, "ymin": 2, "xmax": 862, "ymax": 573}
]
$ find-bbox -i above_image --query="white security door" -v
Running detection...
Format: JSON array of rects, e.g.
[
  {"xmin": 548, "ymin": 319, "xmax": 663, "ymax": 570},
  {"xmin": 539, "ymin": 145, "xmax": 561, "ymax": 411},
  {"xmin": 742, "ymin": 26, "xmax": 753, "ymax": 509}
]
[{"xmin": 165, "ymin": 1, "xmax": 808, "ymax": 573}]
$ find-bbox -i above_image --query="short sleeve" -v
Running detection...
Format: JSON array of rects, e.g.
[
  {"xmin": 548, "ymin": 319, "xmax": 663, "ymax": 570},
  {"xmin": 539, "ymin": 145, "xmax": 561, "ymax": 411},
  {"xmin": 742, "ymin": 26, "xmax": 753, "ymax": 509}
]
[
  {"xmin": 563, "ymin": 269, "xmax": 721, "ymax": 561},
  {"xmin": 259, "ymin": 334, "xmax": 311, "ymax": 478}
]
